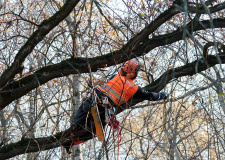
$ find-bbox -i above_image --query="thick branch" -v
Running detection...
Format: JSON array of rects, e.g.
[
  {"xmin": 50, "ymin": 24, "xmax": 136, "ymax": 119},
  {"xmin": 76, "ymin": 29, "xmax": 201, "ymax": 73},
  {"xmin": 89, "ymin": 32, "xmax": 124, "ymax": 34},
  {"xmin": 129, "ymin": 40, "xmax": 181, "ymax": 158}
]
[
  {"xmin": 0, "ymin": 129, "xmax": 71, "ymax": 160},
  {"xmin": 0, "ymin": 1, "xmax": 180, "ymax": 90},
  {"xmin": 144, "ymin": 55, "xmax": 225, "ymax": 92},
  {"xmin": 178, "ymin": 1, "xmax": 225, "ymax": 14},
  {"xmin": 0, "ymin": 0, "xmax": 81, "ymax": 89},
  {"xmin": 1, "ymin": 18, "xmax": 225, "ymax": 110},
  {"xmin": 125, "ymin": 3, "xmax": 180, "ymax": 48},
  {"xmin": 1, "ymin": 1, "xmax": 225, "ymax": 159},
  {"xmin": 1, "ymin": 53, "xmax": 225, "ymax": 159}
]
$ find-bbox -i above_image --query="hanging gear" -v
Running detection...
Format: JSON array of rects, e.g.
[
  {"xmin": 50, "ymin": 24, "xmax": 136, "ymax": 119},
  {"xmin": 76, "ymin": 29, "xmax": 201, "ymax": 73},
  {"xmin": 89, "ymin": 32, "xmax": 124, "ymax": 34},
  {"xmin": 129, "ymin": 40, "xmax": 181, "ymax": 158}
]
[
  {"xmin": 101, "ymin": 96, "xmax": 121, "ymax": 144},
  {"xmin": 108, "ymin": 117, "xmax": 122, "ymax": 143},
  {"xmin": 108, "ymin": 116, "xmax": 122, "ymax": 160}
]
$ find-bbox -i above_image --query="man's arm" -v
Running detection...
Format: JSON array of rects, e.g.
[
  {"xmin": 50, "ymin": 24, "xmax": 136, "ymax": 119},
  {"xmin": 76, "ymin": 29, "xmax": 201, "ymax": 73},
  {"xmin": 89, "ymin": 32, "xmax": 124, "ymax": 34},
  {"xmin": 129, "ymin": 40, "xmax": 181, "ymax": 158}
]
[{"xmin": 133, "ymin": 87, "xmax": 169, "ymax": 101}]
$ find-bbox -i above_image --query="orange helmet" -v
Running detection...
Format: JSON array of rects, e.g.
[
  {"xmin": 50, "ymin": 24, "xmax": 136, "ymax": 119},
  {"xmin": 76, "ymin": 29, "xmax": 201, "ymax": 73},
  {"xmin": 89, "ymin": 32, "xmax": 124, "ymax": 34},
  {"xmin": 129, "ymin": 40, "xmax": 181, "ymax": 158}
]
[{"xmin": 119, "ymin": 60, "xmax": 140, "ymax": 79}]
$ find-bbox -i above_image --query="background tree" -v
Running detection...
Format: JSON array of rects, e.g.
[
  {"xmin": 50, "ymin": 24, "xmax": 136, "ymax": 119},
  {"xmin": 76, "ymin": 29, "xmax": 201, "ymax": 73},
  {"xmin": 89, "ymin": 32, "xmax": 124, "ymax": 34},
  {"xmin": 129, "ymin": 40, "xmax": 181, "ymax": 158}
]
[{"xmin": 0, "ymin": 0, "xmax": 225, "ymax": 159}]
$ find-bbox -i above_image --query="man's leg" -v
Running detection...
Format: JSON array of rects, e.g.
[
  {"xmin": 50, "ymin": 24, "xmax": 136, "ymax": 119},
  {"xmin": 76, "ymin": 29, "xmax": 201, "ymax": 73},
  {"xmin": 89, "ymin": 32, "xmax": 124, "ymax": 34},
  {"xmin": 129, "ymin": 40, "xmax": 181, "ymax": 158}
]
[
  {"xmin": 71, "ymin": 99, "xmax": 92, "ymax": 140},
  {"xmin": 71, "ymin": 107, "xmax": 86, "ymax": 129}
]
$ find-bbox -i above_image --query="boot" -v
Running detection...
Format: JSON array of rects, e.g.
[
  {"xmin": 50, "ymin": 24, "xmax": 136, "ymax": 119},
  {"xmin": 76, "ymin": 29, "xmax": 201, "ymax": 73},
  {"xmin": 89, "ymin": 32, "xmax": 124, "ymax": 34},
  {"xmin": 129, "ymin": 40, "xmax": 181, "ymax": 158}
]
[{"xmin": 71, "ymin": 107, "xmax": 87, "ymax": 141}]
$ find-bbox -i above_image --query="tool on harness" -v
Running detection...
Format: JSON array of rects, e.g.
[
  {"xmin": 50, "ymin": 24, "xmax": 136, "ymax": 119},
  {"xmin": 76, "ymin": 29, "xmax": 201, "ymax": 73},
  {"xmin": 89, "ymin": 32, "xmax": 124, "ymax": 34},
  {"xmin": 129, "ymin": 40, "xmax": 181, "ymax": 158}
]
[
  {"xmin": 91, "ymin": 90, "xmax": 104, "ymax": 141},
  {"xmin": 102, "ymin": 96, "xmax": 115, "ymax": 122},
  {"xmin": 103, "ymin": 96, "xmax": 110, "ymax": 123},
  {"xmin": 102, "ymin": 96, "xmax": 108, "ymax": 104}
]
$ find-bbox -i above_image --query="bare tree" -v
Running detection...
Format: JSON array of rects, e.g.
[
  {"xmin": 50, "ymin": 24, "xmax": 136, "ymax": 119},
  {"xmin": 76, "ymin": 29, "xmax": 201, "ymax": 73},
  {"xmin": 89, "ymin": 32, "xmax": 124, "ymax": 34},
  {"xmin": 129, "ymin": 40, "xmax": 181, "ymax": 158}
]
[{"xmin": 0, "ymin": 0, "xmax": 225, "ymax": 159}]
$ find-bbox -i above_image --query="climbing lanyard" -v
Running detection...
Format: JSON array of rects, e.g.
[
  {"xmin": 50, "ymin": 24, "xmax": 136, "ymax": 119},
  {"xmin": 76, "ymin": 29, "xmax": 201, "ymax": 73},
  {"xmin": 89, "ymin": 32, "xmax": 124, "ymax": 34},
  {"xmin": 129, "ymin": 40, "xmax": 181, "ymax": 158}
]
[
  {"xmin": 102, "ymin": 96, "xmax": 122, "ymax": 143},
  {"xmin": 102, "ymin": 96, "xmax": 122, "ymax": 160}
]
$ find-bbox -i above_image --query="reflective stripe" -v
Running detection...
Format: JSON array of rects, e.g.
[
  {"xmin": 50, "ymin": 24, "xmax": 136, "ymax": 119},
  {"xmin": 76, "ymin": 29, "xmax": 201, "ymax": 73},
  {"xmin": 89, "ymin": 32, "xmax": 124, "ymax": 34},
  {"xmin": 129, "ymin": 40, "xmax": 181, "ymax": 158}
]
[{"xmin": 100, "ymin": 85, "xmax": 126, "ymax": 104}]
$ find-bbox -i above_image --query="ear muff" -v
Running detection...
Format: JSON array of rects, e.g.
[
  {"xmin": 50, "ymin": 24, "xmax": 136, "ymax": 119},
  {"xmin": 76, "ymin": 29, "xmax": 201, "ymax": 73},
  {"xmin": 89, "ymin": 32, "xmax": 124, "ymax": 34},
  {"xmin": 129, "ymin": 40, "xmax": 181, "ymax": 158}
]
[{"xmin": 118, "ymin": 68, "xmax": 124, "ymax": 76}]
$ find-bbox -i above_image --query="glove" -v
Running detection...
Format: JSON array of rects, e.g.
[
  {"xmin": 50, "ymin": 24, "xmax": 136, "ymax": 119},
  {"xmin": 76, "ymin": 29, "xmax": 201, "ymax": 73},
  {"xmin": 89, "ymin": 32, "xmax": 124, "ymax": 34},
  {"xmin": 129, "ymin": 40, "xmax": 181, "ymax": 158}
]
[
  {"xmin": 152, "ymin": 92, "xmax": 169, "ymax": 100},
  {"xmin": 162, "ymin": 92, "xmax": 169, "ymax": 99}
]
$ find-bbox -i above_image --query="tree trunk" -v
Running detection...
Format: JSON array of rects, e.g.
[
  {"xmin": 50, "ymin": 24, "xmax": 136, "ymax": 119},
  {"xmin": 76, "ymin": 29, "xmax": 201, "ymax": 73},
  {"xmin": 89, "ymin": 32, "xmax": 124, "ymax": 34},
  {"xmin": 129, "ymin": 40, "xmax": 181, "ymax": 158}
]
[
  {"xmin": 27, "ymin": 90, "xmax": 38, "ymax": 160},
  {"xmin": 71, "ymin": 74, "xmax": 83, "ymax": 160}
]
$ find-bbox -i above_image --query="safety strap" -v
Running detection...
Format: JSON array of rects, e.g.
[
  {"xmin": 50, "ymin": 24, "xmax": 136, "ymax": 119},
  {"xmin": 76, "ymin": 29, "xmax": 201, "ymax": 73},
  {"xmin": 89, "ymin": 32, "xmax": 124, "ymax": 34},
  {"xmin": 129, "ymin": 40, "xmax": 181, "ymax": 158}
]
[
  {"xmin": 108, "ymin": 116, "xmax": 122, "ymax": 160},
  {"xmin": 101, "ymin": 97, "xmax": 121, "ymax": 160},
  {"xmin": 108, "ymin": 117, "xmax": 122, "ymax": 143},
  {"xmin": 103, "ymin": 97, "xmax": 122, "ymax": 147}
]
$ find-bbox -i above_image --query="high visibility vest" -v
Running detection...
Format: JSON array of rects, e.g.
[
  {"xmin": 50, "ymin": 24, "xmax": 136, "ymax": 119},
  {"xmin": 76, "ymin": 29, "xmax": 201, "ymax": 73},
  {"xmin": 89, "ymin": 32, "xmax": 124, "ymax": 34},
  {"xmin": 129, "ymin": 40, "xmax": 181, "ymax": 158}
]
[{"xmin": 98, "ymin": 74, "xmax": 138, "ymax": 105}]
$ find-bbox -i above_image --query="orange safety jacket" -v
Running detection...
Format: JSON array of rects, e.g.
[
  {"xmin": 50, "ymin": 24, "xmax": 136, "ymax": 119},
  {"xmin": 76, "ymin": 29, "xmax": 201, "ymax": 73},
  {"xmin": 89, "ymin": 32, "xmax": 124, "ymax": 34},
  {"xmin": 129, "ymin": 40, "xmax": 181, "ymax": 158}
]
[{"xmin": 98, "ymin": 74, "xmax": 138, "ymax": 105}]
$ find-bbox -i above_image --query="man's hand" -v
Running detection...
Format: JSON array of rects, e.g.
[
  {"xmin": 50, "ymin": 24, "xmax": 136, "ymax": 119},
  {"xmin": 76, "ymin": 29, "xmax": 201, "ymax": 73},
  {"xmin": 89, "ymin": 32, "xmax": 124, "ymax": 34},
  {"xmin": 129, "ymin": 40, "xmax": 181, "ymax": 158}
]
[{"xmin": 162, "ymin": 92, "xmax": 169, "ymax": 99}]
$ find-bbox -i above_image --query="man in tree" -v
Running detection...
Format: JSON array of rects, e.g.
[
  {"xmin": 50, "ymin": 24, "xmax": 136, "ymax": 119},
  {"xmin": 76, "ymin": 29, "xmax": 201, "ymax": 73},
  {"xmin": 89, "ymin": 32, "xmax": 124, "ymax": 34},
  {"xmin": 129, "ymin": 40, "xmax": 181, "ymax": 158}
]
[{"xmin": 67, "ymin": 60, "xmax": 169, "ymax": 152}]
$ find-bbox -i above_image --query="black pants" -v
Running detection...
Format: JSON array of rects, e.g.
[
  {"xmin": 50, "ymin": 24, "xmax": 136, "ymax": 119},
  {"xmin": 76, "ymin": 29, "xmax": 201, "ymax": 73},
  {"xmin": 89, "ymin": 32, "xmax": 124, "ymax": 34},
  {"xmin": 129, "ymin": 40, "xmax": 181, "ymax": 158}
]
[
  {"xmin": 71, "ymin": 96, "xmax": 106, "ymax": 127},
  {"xmin": 71, "ymin": 89, "xmax": 114, "ymax": 138},
  {"xmin": 71, "ymin": 97, "xmax": 92, "ymax": 127}
]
